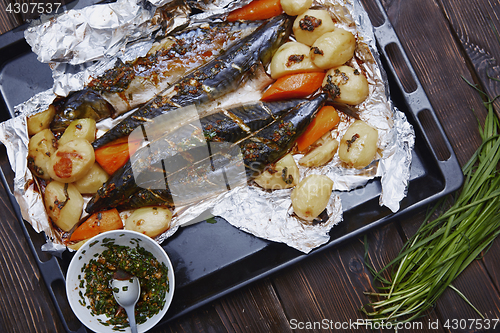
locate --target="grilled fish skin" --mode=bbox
[91,14,293,149]
[85,94,326,213]
[48,20,262,132]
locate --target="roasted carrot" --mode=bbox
[69,209,123,242]
[261,72,325,102]
[227,0,283,21]
[296,105,340,151]
[94,136,141,175]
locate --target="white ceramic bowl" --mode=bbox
[66,230,175,333]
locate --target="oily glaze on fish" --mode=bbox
[91,14,293,149]
[48,20,263,132]
[85,94,326,213]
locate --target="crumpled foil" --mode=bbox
[0,0,415,255]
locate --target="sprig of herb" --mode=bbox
[361,83,500,324]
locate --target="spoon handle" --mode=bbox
[125,306,138,333]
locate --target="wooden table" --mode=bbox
[1,0,499,332]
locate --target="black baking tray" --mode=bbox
[0,1,463,332]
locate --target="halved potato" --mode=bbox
[27,129,57,180]
[125,206,172,238]
[293,10,336,46]
[280,0,312,16]
[310,29,356,69]
[44,181,83,232]
[270,42,321,79]
[291,174,333,221]
[58,118,96,146]
[338,120,378,169]
[322,65,369,105]
[73,163,109,194]
[48,139,95,183]
[299,136,339,167]
[254,153,300,190]
[27,105,55,136]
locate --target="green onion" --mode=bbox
[361,83,500,324]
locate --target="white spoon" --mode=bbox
[111,272,141,333]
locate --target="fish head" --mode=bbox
[257,14,293,67]
[50,89,114,132]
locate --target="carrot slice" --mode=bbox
[69,209,123,242]
[296,105,340,151]
[94,136,141,175]
[227,0,283,21]
[261,72,325,102]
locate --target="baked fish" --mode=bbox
[49,20,264,132]
[91,14,293,149]
[85,94,326,213]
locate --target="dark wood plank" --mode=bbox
[0,0,22,35]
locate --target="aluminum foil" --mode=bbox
[0,0,415,255]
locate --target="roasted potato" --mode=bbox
[299,136,339,167]
[310,29,356,69]
[73,163,109,194]
[44,181,84,232]
[270,42,321,79]
[322,66,370,105]
[293,10,336,46]
[254,153,300,190]
[338,120,378,169]
[27,105,55,136]
[125,206,172,237]
[27,129,57,180]
[48,139,95,183]
[291,174,333,221]
[58,118,96,146]
[280,0,312,16]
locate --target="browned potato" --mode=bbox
[48,139,95,183]
[293,10,336,46]
[73,163,109,194]
[270,42,321,79]
[44,181,84,232]
[322,65,369,105]
[58,118,96,146]
[338,120,378,168]
[27,105,55,136]
[125,206,172,237]
[27,129,57,180]
[254,154,300,190]
[310,29,356,69]
[291,174,333,221]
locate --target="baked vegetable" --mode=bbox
[322,66,370,105]
[94,137,141,176]
[254,153,300,190]
[73,163,110,194]
[227,0,283,21]
[44,181,84,232]
[310,29,356,69]
[280,0,312,16]
[293,10,335,46]
[69,208,123,242]
[48,139,95,183]
[270,42,321,79]
[125,206,172,238]
[299,135,339,167]
[291,174,333,221]
[27,128,58,180]
[58,118,96,146]
[338,120,378,169]
[261,72,325,101]
[27,105,55,136]
[296,105,340,151]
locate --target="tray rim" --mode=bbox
[0,0,464,331]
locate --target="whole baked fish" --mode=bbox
[85,94,326,213]
[91,14,293,149]
[49,20,263,132]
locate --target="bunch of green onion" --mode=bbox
[361,85,500,324]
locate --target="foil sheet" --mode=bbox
[0,0,415,255]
